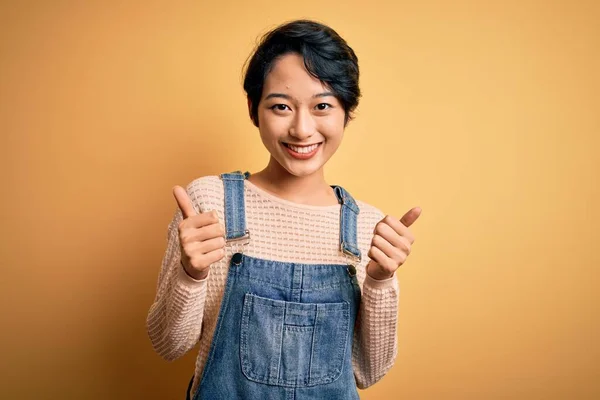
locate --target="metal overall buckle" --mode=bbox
[227,230,250,265]
[341,242,361,277]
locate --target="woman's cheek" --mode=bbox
[261,113,288,133]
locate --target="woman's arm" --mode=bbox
[145,207,208,361]
[352,273,400,388]
[352,205,420,387]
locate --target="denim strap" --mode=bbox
[220,170,250,241]
[331,185,362,262]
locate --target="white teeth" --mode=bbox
[287,143,319,154]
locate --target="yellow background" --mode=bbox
[1,1,598,399]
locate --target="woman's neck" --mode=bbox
[248,159,338,206]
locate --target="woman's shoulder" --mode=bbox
[186,174,222,192]
[355,199,386,227]
[352,199,385,251]
[184,175,225,213]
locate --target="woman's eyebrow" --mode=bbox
[264,93,292,100]
[264,92,335,100]
[313,91,335,98]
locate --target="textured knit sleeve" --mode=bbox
[145,184,209,362]
[352,208,401,389]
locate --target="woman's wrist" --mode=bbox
[181,260,209,281]
[366,263,395,280]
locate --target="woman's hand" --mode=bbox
[366,207,422,280]
[173,186,226,280]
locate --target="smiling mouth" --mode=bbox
[281,142,323,160]
[283,142,322,153]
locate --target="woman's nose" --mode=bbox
[289,108,315,139]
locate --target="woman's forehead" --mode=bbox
[263,54,330,97]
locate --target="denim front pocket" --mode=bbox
[240,293,350,387]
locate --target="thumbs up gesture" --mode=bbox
[366,207,422,280]
[173,186,227,280]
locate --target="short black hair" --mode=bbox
[243,19,360,127]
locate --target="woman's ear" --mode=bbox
[247,97,257,126]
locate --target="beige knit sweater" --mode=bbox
[146,175,400,397]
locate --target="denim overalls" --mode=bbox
[187,171,362,400]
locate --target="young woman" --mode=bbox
[146,19,421,399]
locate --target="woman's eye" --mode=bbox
[316,103,331,111]
[271,104,290,111]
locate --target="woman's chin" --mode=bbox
[284,162,325,178]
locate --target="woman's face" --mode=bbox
[253,53,346,178]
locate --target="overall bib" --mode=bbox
[187,171,362,400]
